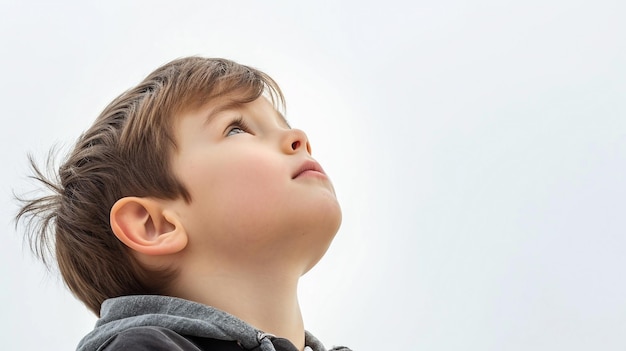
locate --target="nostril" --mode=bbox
[291,141,300,150]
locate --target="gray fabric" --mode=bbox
[76,295,348,351]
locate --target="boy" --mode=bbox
[17,57,349,351]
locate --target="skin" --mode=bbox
[112,95,342,351]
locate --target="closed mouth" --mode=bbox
[292,160,326,179]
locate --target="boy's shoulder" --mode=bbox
[77,295,260,350]
[78,295,350,351]
[99,326,243,351]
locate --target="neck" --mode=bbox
[172,265,305,351]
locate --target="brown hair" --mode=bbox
[15,57,284,316]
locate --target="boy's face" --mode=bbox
[170,96,341,274]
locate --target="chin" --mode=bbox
[300,202,342,276]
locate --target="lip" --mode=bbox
[292,159,327,179]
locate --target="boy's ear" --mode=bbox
[110,197,187,256]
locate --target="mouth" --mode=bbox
[292,159,327,179]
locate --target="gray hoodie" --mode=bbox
[76,295,350,351]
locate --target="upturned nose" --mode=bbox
[283,128,311,155]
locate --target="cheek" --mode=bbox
[216,157,285,209]
[217,146,285,189]
[181,149,290,234]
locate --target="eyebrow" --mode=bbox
[203,101,291,128]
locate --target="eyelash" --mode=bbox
[225,117,251,136]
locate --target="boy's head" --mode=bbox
[17,57,341,315]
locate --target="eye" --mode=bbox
[225,117,251,137]
[226,127,246,136]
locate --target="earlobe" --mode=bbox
[110,197,187,256]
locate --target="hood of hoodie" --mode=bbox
[76,295,331,351]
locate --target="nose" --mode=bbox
[282,128,311,155]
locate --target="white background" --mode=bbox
[1,1,625,350]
